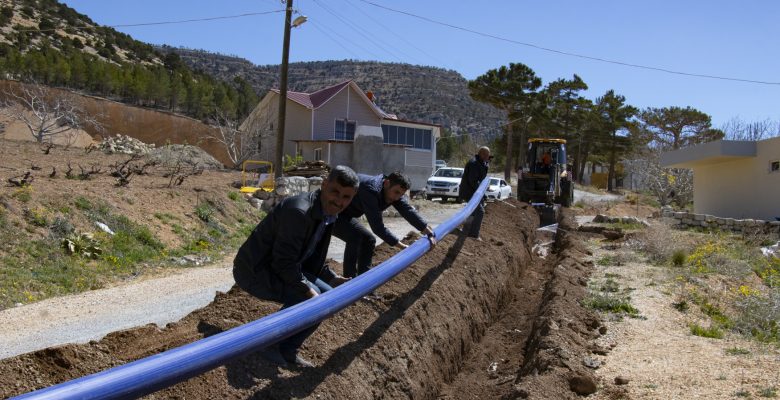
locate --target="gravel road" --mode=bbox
[0,202,462,360]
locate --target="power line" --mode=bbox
[340,0,445,65]
[307,20,362,59]
[19,9,286,33]
[310,0,409,63]
[358,0,780,86]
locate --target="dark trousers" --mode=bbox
[468,200,485,238]
[332,217,376,278]
[278,273,333,358]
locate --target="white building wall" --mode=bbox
[695,136,780,220]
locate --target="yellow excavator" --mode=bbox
[517,138,574,225]
[239,160,275,194]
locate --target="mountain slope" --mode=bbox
[166,48,506,140]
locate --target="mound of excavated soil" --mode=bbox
[0,201,605,399]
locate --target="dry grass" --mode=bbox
[640,220,780,345]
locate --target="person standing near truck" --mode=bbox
[459,146,491,241]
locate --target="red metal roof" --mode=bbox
[271,80,352,110]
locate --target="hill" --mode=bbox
[165,48,507,141]
[0,137,259,309]
[0,0,259,121]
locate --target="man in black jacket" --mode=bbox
[333,172,436,278]
[233,165,359,368]
[459,146,491,240]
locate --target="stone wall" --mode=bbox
[661,207,780,237]
[247,176,322,212]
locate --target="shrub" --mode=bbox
[759,387,778,398]
[62,232,102,259]
[12,186,32,203]
[671,249,687,267]
[228,191,241,201]
[74,196,92,210]
[585,293,640,317]
[672,300,689,312]
[195,204,214,222]
[24,207,48,227]
[49,216,75,238]
[689,323,723,339]
[597,255,612,266]
[734,291,780,343]
[725,347,750,355]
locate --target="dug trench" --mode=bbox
[0,199,604,399]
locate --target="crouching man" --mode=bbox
[232,166,359,368]
[333,171,436,278]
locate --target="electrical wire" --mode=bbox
[358,0,780,86]
[307,19,362,59]
[310,0,408,62]
[340,0,445,65]
[19,9,286,33]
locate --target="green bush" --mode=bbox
[584,293,639,317]
[24,207,48,227]
[228,191,241,201]
[671,249,687,267]
[725,347,750,355]
[596,255,612,266]
[195,204,214,222]
[74,196,92,210]
[690,323,723,339]
[12,186,32,203]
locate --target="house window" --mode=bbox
[314,148,323,161]
[771,160,780,173]
[381,124,432,150]
[335,119,356,141]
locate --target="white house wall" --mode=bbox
[694,136,780,220]
[311,87,381,140]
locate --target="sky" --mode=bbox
[59,0,779,128]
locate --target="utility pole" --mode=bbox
[274,0,294,179]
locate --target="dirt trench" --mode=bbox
[0,200,603,399]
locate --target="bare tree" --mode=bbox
[631,149,693,208]
[721,117,779,141]
[202,110,260,168]
[1,82,101,145]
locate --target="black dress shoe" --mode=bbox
[259,347,288,367]
[283,354,315,368]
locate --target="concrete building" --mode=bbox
[661,137,780,221]
[240,80,440,191]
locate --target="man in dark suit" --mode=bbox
[459,146,491,241]
[232,165,359,368]
[333,171,436,278]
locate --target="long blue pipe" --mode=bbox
[14,179,490,400]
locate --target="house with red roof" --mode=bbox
[239,80,440,190]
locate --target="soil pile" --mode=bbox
[0,200,605,399]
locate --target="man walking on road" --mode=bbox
[232,166,359,368]
[333,171,436,278]
[459,146,491,241]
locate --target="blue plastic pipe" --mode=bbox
[13,178,490,400]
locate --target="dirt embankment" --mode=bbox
[0,201,606,399]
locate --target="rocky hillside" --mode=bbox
[0,0,505,141]
[164,48,506,141]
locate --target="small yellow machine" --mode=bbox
[240,160,275,193]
